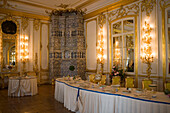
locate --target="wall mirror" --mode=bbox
[111,18,135,73]
[0,16,19,72]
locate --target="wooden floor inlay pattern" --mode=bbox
[0,85,73,113]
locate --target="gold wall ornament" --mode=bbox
[84,0,138,19]
[98,13,106,28]
[46,8,85,16]
[56,3,69,9]
[108,2,139,22]
[140,17,154,79]
[159,0,166,10]
[33,19,40,31]
[141,0,156,16]
[21,17,29,31]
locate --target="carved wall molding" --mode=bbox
[141,0,156,16]
[0,0,17,8]
[108,2,139,22]
[98,13,106,28]
[21,17,29,31]
[33,19,40,31]
[159,0,167,10]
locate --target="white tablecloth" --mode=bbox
[78,89,170,113]
[8,76,38,97]
[55,79,170,113]
[55,81,64,103]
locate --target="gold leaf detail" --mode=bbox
[159,0,166,10]
[141,0,156,16]
[98,13,106,28]
[33,19,40,31]
[21,17,29,31]
[108,2,139,22]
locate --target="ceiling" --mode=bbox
[0,0,120,17]
[11,0,93,9]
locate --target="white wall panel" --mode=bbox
[41,23,48,70]
[33,26,40,69]
[86,20,97,70]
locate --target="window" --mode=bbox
[112,18,135,72]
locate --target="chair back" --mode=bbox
[99,75,106,85]
[142,79,153,90]
[112,76,120,85]
[89,74,95,83]
[165,82,170,91]
[125,77,134,88]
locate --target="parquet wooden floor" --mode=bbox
[0,85,73,113]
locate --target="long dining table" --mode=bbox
[55,78,170,113]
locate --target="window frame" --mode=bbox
[111,17,135,75]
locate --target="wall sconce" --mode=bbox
[20,35,29,75]
[140,17,154,79]
[20,35,29,62]
[97,28,104,74]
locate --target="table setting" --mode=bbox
[55,77,170,113]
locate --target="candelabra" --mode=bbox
[20,35,29,75]
[97,28,104,74]
[140,17,154,79]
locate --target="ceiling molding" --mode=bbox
[84,0,139,19]
[76,0,98,9]
[0,8,50,21]
[10,0,54,10]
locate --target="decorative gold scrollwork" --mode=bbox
[98,13,106,28]
[159,0,166,10]
[108,2,139,22]
[21,17,29,31]
[33,19,40,31]
[141,0,156,16]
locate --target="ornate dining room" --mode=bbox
[0,0,170,113]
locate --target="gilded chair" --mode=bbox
[89,74,95,83]
[99,75,106,85]
[125,77,134,88]
[112,76,121,85]
[142,79,153,90]
[165,81,170,91]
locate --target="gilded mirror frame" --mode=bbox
[0,15,19,72]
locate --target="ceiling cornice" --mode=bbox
[10,0,54,10]
[0,8,50,20]
[84,0,139,19]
